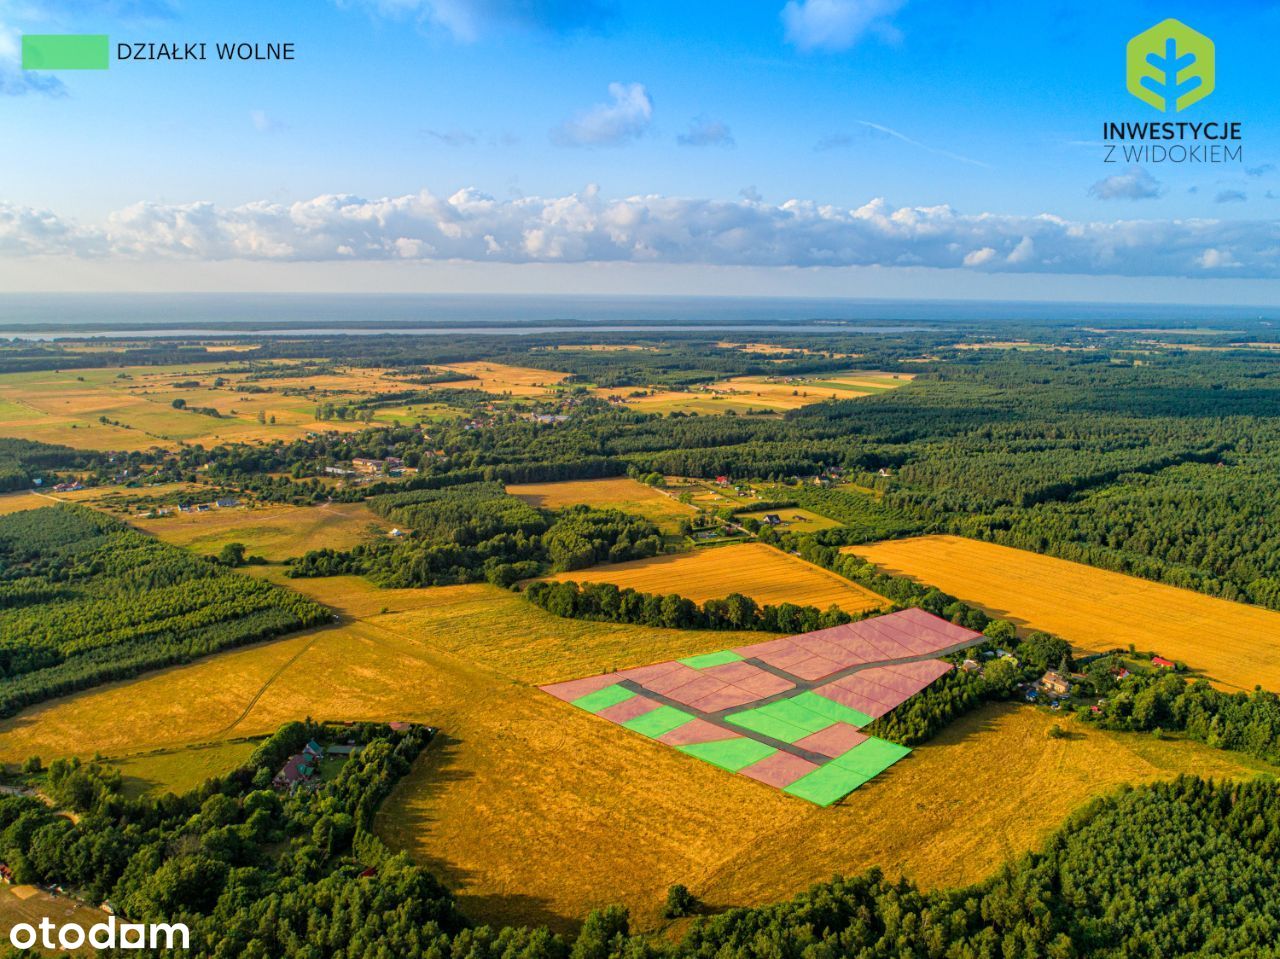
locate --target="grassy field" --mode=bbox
[545,542,887,613]
[0,483,210,517]
[130,501,388,562]
[112,740,260,798]
[0,576,1263,934]
[737,507,842,534]
[848,535,1280,692]
[506,477,697,533]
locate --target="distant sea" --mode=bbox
[0,293,1274,338]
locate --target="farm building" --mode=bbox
[274,753,315,789]
[1152,656,1176,669]
[352,458,385,474]
[1039,670,1072,696]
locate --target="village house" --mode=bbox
[274,741,326,791]
[352,458,385,474]
[1039,669,1072,697]
[761,514,783,526]
[1152,656,1176,669]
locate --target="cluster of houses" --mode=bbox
[137,497,240,519]
[273,739,363,792]
[352,456,411,476]
[326,454,435,482]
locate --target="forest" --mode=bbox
[288,482,664,588]
[523,580,852,634]
[0,506,329,717]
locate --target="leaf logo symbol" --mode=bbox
[1127,19,1215,113]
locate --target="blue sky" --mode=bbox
[2,0,1279,300]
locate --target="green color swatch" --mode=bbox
[679,737,776,772]
[571,684,634,714]
[791,691,874,728]
[724,708,813,743]
[783,763,871,806]
[679,649,744,669]
[22,35,110,70]
[832,737,911,777]
[622,705,694,738]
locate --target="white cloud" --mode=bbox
[3,189,1280,279]
[552,82,652,147]
[1005,235,1035,264]
[1089,166,1162,201]
[677,115,734,148]
[0,19,66,96]
[782,0,907,52]
[1198,248,1241,270]
[963,247,996,267]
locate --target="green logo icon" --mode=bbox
[1127,19,1214,113]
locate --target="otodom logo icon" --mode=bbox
[1127,18,1214,113]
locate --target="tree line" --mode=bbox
[0,506,329,717]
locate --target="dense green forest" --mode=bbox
[1086,668,1280,765]
[3,728,1279,958]
[288,482,664,587]
[523,580,852,634]
[0,439,95,492]
[0,506,329,717]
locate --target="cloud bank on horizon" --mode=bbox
[2,187,1274,279]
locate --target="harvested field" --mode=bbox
[435,361,567,396]
[506,477,697,533]
[546,542,887,614]
[131,501,387,562]
[848,535,1280,692]
[0,491,52,515]
[596,372,911,415]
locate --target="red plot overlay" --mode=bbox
[541,608,984,806]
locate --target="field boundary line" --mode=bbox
[213,627,333,736]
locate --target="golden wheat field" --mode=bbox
[597,372,911,415]
[848,535,1280,692]
[546,542,887,613]
[435,361,568,396]
[0,575,1264,933]
[506,477,697,534]
[130,501,388,562]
